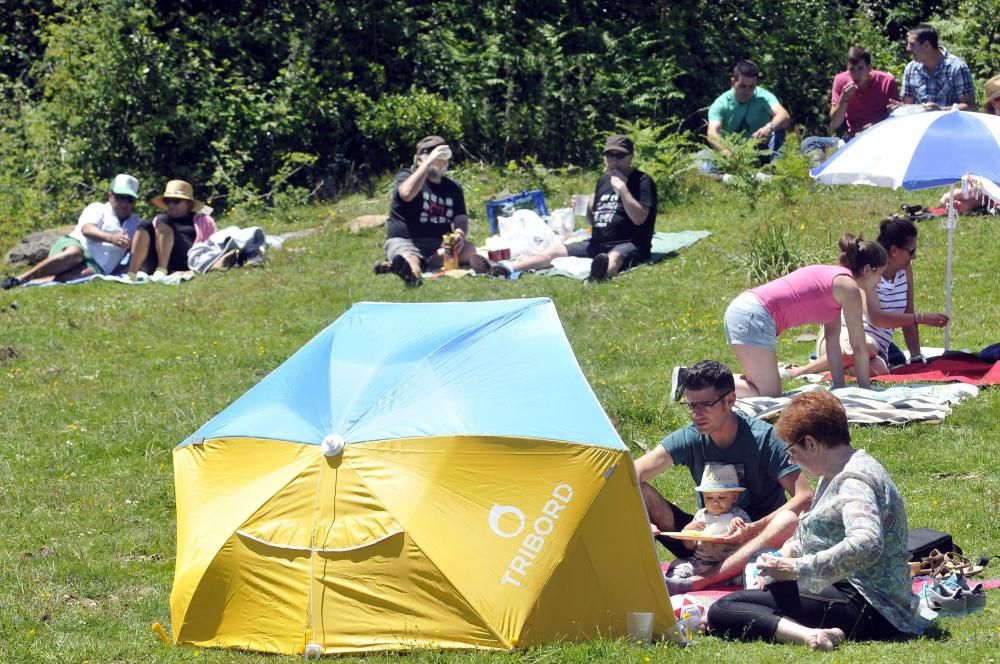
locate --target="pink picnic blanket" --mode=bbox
[665,564,1000,619]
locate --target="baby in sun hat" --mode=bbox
[665,463,752,585]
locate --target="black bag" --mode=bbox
[907,528,962,562]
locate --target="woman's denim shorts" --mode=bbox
[724,292,777,350]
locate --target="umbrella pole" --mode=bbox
[943,193,956,350]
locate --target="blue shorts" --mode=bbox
[724,292,777,350]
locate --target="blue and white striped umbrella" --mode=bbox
[811,108,1000,190]
[810,108,1000,348]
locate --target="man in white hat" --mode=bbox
[634,360,814,592]
[2,174,142,289]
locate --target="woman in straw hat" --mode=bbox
[983,74,1000,115]
[127,180,216,279]
[707,391,928,650]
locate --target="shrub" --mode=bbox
[619,119,697,208]
[353,91,464,173]
[734,220,812,284]
[709,133,773,209]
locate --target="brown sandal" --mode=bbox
[941,551,986,578]
[913,549,946,577]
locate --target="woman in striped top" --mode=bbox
[787,217,948,379]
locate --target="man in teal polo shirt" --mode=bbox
[701,60,791,173]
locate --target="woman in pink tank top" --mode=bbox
[723,234,887,397]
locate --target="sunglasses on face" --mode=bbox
[164,198,186,205]
[113,194,136,204]
[604,151,629,160]
[906,246,917,257]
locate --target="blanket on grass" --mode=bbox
[538,230,711,279]
[666,570,1000,619]
[733,383,978,425]
[23,271,193,287]
[465,230,711,280]
[873,353,1000,386]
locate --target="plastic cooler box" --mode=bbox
[485,190,549,234]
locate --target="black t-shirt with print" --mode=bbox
[590,169,657,257]
[386,169,467,241]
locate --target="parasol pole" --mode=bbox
[942,179,960,350]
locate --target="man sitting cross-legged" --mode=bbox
[634,360,813,593]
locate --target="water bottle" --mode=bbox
[442,233,459,271]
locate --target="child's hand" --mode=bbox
[685,520,707,532]
[728,517,746,534]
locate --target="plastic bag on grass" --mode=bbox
[498,209,559,258]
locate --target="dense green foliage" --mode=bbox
[1,0,999,250]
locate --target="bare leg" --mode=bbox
[154,223,175,272]
[774,619,845,651]
[128,228,152,275]
[457,240,479,264]
[640,482,680,532]
[53,264,95,282]
[605,250,624,278]
[404,253,423,275]
[508,243,570,272]
[16,247,85,283]
[789,340,879,378]
[731,343,781,397]
[685,509,799,590]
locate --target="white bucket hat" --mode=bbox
[695,463,746,493]
[109,173,140,198]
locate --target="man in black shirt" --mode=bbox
[487,134,657,281]
[380,135,487,286]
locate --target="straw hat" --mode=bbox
[151,180,205,212]
[694,463,746,493]
[985,75,1000,103]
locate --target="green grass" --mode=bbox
[2,166,999,663]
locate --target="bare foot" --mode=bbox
[808,627,845,651]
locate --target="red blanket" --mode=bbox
[873,355,1000,386]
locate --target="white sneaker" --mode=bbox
[670,366,689,402]
[942,574,986,612]
[919,582,966,614]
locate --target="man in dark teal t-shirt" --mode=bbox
[634,360,813,592]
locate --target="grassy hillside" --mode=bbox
[2,166,999,663]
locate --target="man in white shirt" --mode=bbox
[2,174,142,289]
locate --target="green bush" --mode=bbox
[353,90,464,172]
[620,119,697,209]
[0,0,962,250]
